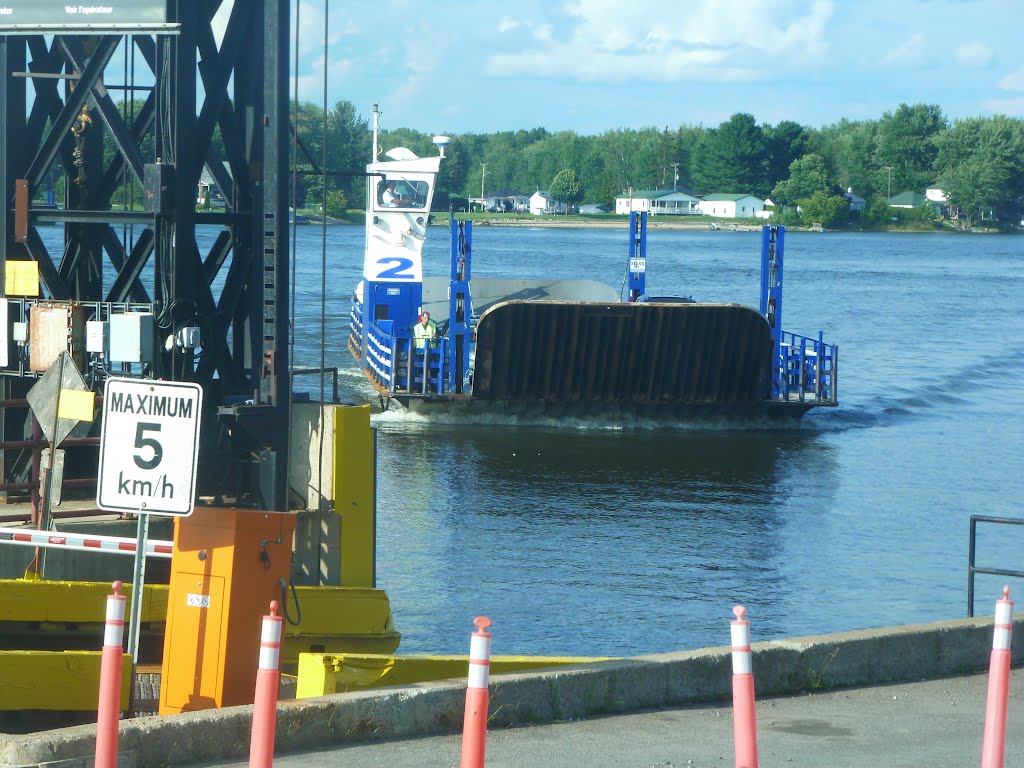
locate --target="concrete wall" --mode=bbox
[2,615,1021,767]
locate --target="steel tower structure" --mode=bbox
[0,1,292,509]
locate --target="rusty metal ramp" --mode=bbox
[471,301,773,405]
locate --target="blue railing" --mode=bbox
[776,330,838,404]
[405,337,449,396]
[349,300,449,397]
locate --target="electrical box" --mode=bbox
[159,507,296,715]
[143,162,174,214]
[86,320,108,354]
[109,312,155,363]
[176,326,201,350]
[28,302,85,372]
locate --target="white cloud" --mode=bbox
[296,1,353,55]
[999,67,1024,91]
[498,17,519,33]
[981,96,1024,116]
[484,0,835,84]
[880,33,924,66]
[954,42,992,68]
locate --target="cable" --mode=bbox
[314,0,330,584]
[278,577,302,626]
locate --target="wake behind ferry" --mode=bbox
[347,133,838,421]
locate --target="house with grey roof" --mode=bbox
[614,189,702,215]
[843,188,866,212]
[697,193,765,218]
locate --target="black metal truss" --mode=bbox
[0,0,291,509]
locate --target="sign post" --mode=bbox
[97,377,203,663]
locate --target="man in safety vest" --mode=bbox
[412,311,437,349]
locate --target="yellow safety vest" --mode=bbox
[413,320,436,349]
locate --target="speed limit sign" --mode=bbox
[97,377,203,516]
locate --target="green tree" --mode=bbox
[434,137,470,211]
[772,154,832,206]
[325,189,348,217]
[934,115,1024,224]
[797,191,849,229]
[593,168,621,206]
[765,120,810,191]
[859,194,893,229]
[873,103,947,196]
[690,113,770,197]
[328,100,372,208]
[549,168,583,213]
[814,118,881,198]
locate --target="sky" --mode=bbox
[285,0,1024,136]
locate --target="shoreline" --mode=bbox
[312,215,1013,235]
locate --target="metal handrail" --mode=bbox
[968,515,1024,617]
[777,330,837,404]
[291,367,339,402]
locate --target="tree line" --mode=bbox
[73,98,1022,229]
[289,102,1023,229]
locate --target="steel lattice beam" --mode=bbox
[0,0,292,509]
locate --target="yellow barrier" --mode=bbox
[0,651,132,710]
[334,404,375,588]
[0,579,401,663]
[296,653,616,698]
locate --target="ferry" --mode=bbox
[347,138,838,421]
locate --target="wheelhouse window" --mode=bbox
[377,178,430,210]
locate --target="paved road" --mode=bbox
[200,668,1022,768]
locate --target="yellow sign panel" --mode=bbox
[4,261,40,296]
[57,388,95,422]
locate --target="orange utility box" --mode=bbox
[158,506,296,715]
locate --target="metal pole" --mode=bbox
[30,352,66,577]
[480,163,487,210]
[968,517,977,618]
[126,508,150,664]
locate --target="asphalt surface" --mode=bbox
[198,668,1022,768]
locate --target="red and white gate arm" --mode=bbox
[0,526,173,557]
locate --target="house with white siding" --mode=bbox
[529,191,565,215]
[508,194,531,212]
[614,189,702,215]
[529,191,551,215]
[697,193,764,218]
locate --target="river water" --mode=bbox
[282,223,1024,657]
[46,222,1024,657]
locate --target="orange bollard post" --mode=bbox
[982,586,1014,768]
[249,601,284,768]
[731,605,758,768]
[460,616,493,768]
[95,581,126,768]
